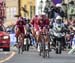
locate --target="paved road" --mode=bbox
[1,46,74,63]
[0,49,11,59]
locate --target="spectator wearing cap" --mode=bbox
[50,3,65,19]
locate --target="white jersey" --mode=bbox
[53,22,65,31]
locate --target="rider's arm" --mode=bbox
[29,19,34,29]
[2,25,6,32]
[62,24,69,33]
[14,25,19,33]
[30,19,34,25]
[23,25,26,34]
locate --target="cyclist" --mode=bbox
[38,13,50,51]
[50,16,66,49]
[50,3,65,24]
[30,15,40,48]
[15,16,26,44]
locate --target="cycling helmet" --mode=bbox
[56,3,62,8]
[18,17,23,21]
[56,16,62,20]
[55,16,62,23]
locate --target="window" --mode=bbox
[33,6,35,16]
[6,8,10,19]
[10,8,13,18]
[11,7,17,19]
[30,5,32,18]
[6,7,17,19]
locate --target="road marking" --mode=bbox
[0,51,16,63]
[0,52,11,55]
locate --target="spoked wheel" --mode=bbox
[40,34,50,58]
[39,43,42,56]
[42,42,46,58]
[17,33,24,54]
[26,38,30,51]
[44,43,50,58]
[56,41,61,54]
[46,43,50,58]
[18,42,23,54]
[24,38,30,51]
[18,45,22,54]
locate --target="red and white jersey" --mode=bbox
[31,16,40,31]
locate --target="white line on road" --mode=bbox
[0,52,11,55]
[0,51,16,63]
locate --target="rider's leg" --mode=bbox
[52,37,56,47]
[14,36,18,46]
[62,36,66,49]
[31,28,36,38]
[45,36,50,50]
[15,28,20,44]
[31,28,37,46]
[36,31,41,51]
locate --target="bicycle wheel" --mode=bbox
[18,33,24,54]
[43,41,45,58]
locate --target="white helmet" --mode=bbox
[55,16,62,23]
[41,12,46,15]
[56,16,62,20]
[56,3,62,8]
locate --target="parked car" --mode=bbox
[0,26,10,51]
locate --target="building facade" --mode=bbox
[35,0,53,15]
[35,0,46,15]
[5,0,19,27]
[63,0,75,19]
[4,0,36,27]
[20,0,35,19]
[0,0,5,20]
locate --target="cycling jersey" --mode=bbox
[31,16,40,31]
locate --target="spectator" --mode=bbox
[68,35,75,54]
[50,3,65,19]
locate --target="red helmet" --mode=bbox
[18,17,23,21]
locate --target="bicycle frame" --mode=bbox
[40,33,50,58]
